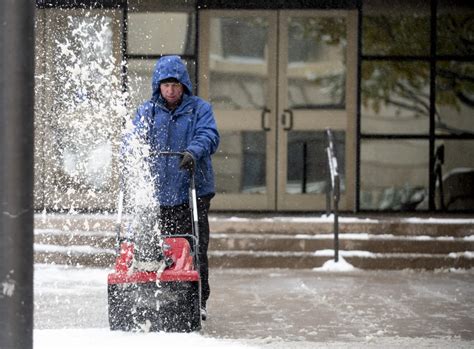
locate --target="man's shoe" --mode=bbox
[200,307,207,321]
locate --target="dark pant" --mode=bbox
[159,196,211,307]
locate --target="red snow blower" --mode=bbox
[107,152,201,332]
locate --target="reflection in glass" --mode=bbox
[127,11,195,55]
[434,140,474,210]
[361,61,430,134]
[127,59,156,108]
[362,0,430,56]
[437,1,474,56]
[360,140,428,210]
[287,16,346,109]
[286,131,345,194]
[209,17,268,110]
[436,61,474,135]
[214,131,266,194]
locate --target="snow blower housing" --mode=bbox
[107,152,202,332]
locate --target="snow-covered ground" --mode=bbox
[34,263,474,349]
[35,329,260,349]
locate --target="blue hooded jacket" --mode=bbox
[131,55,219,206]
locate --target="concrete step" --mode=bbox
[210,233,474,254]
[35,229,115,249]
[34,229,474,258]
[35,213,474,237]
[34,248,474,270]
[34,229,474,255]
[208,251,474,269]
[34,213,474,270]
[34,249,115,268]
[209,216,474,237]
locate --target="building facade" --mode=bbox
[34,0,474,213]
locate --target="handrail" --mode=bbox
[325,128,340,262]
[434,144,445,210]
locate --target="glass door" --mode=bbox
[276,10,357,211]
[199,10,357,211]
[199,11,278,210]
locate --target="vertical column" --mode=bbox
[0,0,35,348]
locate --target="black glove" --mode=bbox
[179,152,195,172]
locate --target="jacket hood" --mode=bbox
[151,55,193,101]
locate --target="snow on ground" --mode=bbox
[34,264,254,349]
[313,256,358,272]
[33,328,474,349]
[34,329,259,349]
[34,264,474,349]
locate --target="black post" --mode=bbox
[334,177,340,263]
[326,129,340,262]
[0,1,35,348]
[325,133,331,216]
[325,174,331,215]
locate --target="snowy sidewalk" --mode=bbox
[34,264,474,348]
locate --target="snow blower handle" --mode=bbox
[115,190,124,253]
[157,151,200,242]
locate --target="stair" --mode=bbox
[34,213,474,270]
[207,215,474,269]
[34,213,117,268]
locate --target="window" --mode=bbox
[126,0,197,107]
[359,0,474,211]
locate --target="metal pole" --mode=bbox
[334,178,340,263]
[302,142,307,194]
[0,0,35,348]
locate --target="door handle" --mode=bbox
[261,108,271,131]
[281,109,293,131]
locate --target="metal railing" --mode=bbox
[434,144,445,211]
[325,128,340,262]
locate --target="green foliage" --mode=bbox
[363,15,430,56]
[437,14,474,56]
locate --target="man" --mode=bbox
[129,55,219,320]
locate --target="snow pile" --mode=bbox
[448,251,474,259]
[402,217,474,224]
[313,249,375,258]
[313,256,358,272]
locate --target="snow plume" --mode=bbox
[122,121,158,211]
[52,14,127,122]
[35,11,128,211]
[35,11,162,263]
[121,118,162,261]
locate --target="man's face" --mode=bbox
[160,81,184,108]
